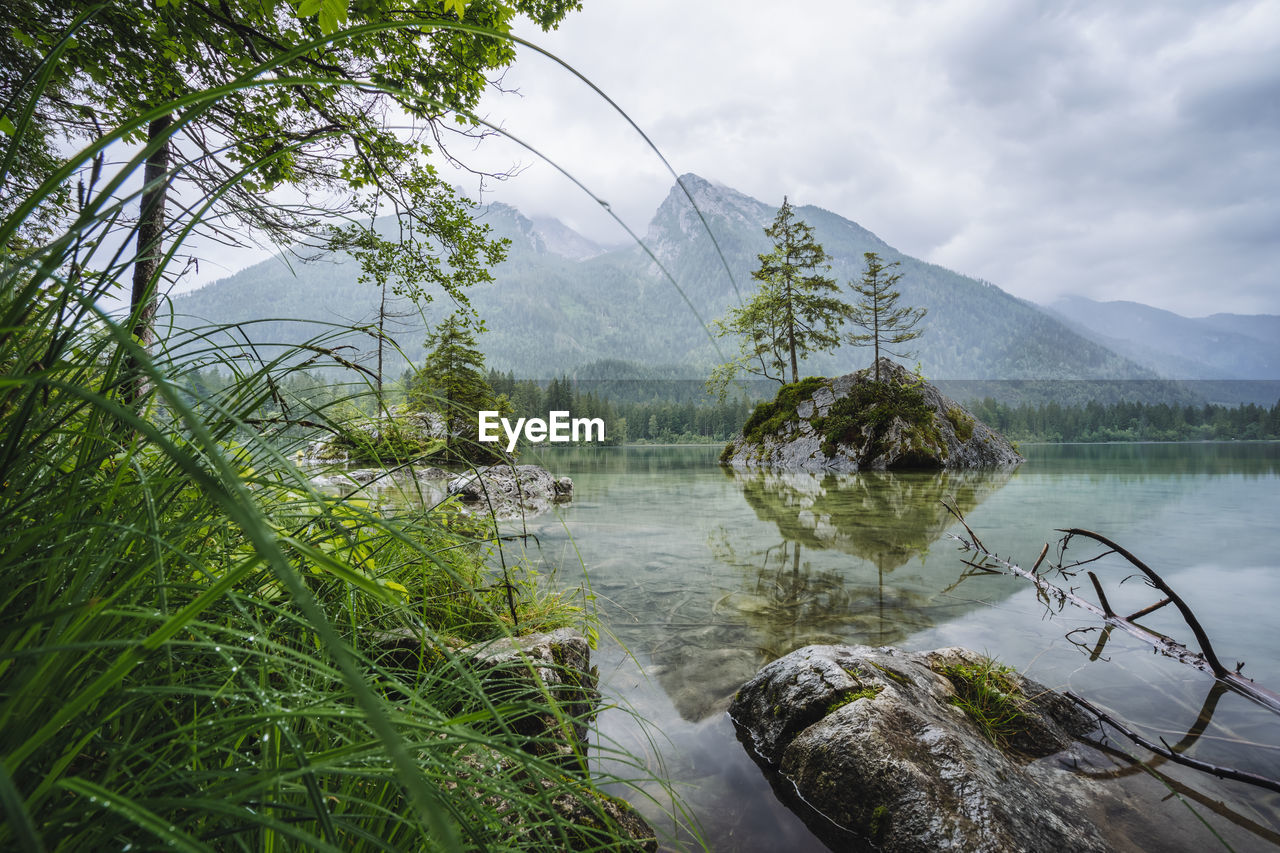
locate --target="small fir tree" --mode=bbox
[409,313,496,453]
[847,252,927,382]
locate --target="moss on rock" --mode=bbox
[719,358,1021,471]
[945,406,975,442]
[741,376,828,446]
[827,684,884,714]
[814,378,942,460]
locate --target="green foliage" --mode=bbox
[740,376,828,445]
[409,313,504,463]
[0,288,638,849]
[967,396,1280,443]
[0,65,674,853]
[847,252,927,381]
[486,368,757,447]
[328,167,510,394]
[814,378,941,460]
[709,198,850,397]
[412,314,495,414]
[287,366,1280,450]
[936,658,1034,751]
[0,0,577,347]
[324,404,446,462]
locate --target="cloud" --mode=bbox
[463,0,1280,316]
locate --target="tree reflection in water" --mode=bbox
[641,467,1016,721]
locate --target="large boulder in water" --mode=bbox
[730,645,1115,852]
[720,358,1021,471]
[448,464,573,519]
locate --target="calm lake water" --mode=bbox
[509,442,1280,852]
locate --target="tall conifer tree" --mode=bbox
[410,314,495,454]
[708,198,849,396]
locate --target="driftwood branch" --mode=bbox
[1086,571,1113,618]
[1126,597,1172,622]
[940,499,1280,715]
[1060,528,1228,677]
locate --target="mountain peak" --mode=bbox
[671,173,771,216]
[646,174,773,253]
[477,202,602,261]
[530,215,605,261]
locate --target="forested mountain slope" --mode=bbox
[171,175,1155,382]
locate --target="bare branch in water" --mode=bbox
[939,499,1280,715]
[1059,527,1227,678]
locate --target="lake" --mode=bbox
[510,442,1280,852]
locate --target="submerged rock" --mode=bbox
[448,464,573,519]
[730,645,1114,852]
[720,358,1021,471]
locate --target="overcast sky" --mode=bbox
[448,0,1280,318]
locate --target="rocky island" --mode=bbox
[720,358,1021,471]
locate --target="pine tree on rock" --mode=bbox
[847,252,927,383]
[410,314,496,455]
[708,197,849,397]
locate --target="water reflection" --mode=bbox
[510,445,1280,851]
[629,467,1017,722]
[729,467,1015,570]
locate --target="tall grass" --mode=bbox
[0,34,672,853]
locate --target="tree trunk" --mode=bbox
[376,277,387,405]
[125,114,173,406]
[786,283,798,384]
[873,287,882,382]
[789,327,798,385]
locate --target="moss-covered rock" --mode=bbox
[305,407,507,466]
[740,376,828,445]
[720,358,1021,471]
[446,629,656,851]
[729,645,1109,853]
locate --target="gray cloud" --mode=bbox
[459,0,1280,316]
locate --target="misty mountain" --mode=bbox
[1047,296,1280,380]
[170,174,1158,384]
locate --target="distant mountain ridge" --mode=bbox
[1047,296,1280,380]
[168,174,1271,386]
